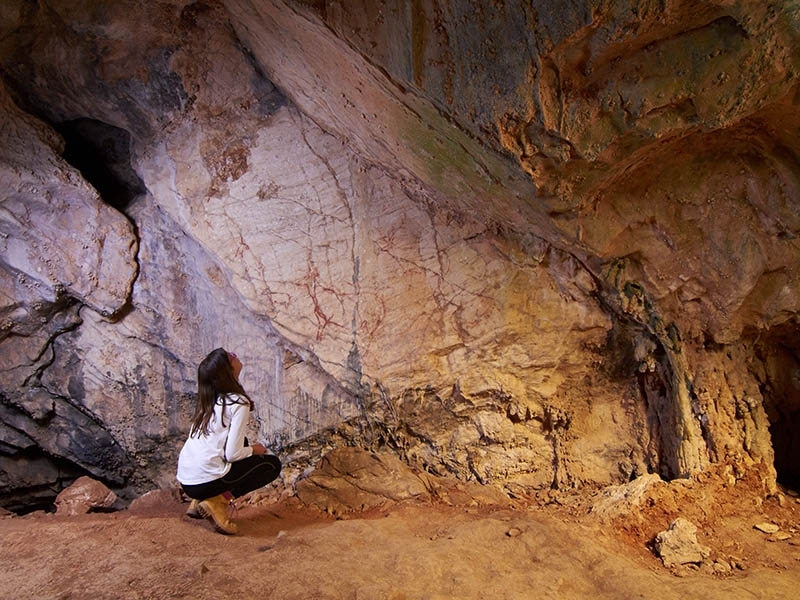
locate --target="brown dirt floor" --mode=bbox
[1,477,798,600]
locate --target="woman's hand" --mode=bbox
[252,443,267,456]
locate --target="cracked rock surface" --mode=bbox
[0,0,798,511]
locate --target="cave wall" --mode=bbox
[0,0,798,507]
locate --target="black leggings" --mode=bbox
[181,454,282,500]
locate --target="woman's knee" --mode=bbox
[260,455,282,481]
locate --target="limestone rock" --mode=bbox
[753,522,780,534]
[0,83,138,318]
[590,474,665,522]
[295,447,431,516]
[127,489,184,515]
[0,0,797,509]
[55,476,118,516]
[653,517,712,568]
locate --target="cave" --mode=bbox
[1,0,799,595]
[0,0,793,510]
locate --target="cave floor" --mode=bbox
[0,485,797,600]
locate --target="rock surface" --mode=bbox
[1,476,799,599]
[654,517,712,568]
[0,0,798,508]
[295,446,431,515]
[54,475,118,516]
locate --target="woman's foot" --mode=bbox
[186,499,202,519]
[197,494,238,535]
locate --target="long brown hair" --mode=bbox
[189,347,252,437]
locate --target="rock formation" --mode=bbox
[0,0,798,510]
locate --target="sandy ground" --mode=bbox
[1,478,798,600]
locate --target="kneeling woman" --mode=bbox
[177,348,281,534]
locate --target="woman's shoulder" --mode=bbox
[217,392,249,405]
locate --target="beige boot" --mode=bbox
[198,494,238,535]
[186,499,202,519]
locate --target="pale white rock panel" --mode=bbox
[0,84,137,317]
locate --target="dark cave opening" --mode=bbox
[0,447,87,515]
[54,118,146,212]
[755,323,800,490]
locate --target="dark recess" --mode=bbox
[55,118,146,211]
[754,323,800,491]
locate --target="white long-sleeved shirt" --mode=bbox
[176,393,254,485]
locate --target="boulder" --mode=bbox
[55,476,117,516]
[590,474,665,522]
[295,447,431,516]
[127,488,184,516]
[653,517,711,568]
